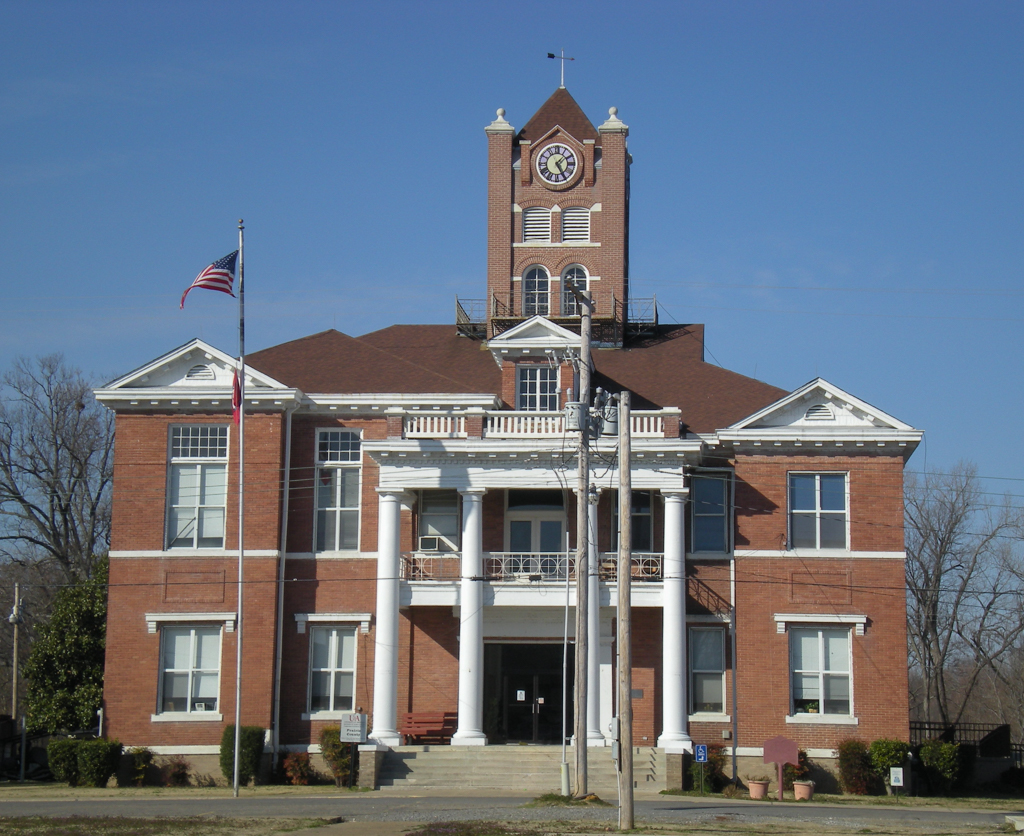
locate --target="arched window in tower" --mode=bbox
[522,207,551,242]
[523,266,550,316]
[561,207,590,242]
[561,265,589,316]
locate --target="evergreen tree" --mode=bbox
[23,559,107,732]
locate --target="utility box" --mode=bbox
[564,402,585,431]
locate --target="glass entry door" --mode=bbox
[485,643,571,744]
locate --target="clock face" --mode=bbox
[536,143,579,186]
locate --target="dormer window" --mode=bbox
[522,208,551,242]
[518,366,559,412]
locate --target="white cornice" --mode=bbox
[95,387,302,411]
[308,394,500,412]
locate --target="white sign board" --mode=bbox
[340,713,367,743]
[890,767,904,787]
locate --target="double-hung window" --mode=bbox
[159,624,221,714]
[517,366,559,411]
[309,625,357,713]
[167,426,228,549]
[690,628,726,714]
[315,430,361,552]
[690,474,730,553]
[790,626,851,715]
[419,490,460,551]
[611,490,654,551]
[789,473,847,549]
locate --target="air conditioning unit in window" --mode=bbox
[418,536,441,552]
[193,702,213,712]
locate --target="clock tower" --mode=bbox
[483,88,631,345]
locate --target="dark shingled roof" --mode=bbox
[247,324,787,433]
[517,87,600,145]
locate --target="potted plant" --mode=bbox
[793,779,815,800]
[747,776,770,799]
[802,701,819,714]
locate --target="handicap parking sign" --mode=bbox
[695,744,708,763]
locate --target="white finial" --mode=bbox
[497,108,506,119]
[609,107,617,118]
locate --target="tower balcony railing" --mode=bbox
[400,551,664,582]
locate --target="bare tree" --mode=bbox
[905,462,1024,726]
[0,355,113,583]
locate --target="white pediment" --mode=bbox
[487,316,581,365]
[95,339,298,410]
[729,378,916,432]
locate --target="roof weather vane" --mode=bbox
[547,50,575,88]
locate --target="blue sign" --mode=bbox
[695,744,708,763]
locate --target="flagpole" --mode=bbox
[233,219,245,798]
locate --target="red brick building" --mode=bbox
[96,87,921,784]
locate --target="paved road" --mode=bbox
[0,791,1016,831]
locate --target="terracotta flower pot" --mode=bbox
[793,780,815,801]
[748,779,770,799]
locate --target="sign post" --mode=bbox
[695,744,708,797]
[890,767,904,802]
[340,714,367,788]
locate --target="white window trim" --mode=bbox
[294,612,372,634]
[783,619,858,724]
[146,612,236,634]
[517,365,559,412]
[787,471,850,550]
[773,613,867,636]
[689,625,727,716]
[315,429,362,554]
[302,622,360,719]
[151,618,227,722]
[166,425,230,551]
[689,470,733,555]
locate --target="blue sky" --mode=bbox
[1,1,1021,486]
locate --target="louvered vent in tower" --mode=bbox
[522,207,551,242]
[185,364,216,381]
[804,403,834,421]
[562,207,590,241]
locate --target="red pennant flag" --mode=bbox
[232,369,241,425]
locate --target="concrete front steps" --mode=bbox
[377,745,665,794]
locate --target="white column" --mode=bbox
[658,489,692,752]
[370,489,404,747]
[453,489,488,745]
[587,492,605,744]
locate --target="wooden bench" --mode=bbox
[399,711,458,744]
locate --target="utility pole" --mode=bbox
[616,391,634,829]
[573,290,592,797]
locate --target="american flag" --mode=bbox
[180,250,238,309]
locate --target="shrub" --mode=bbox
[220,725,266,786]
[48,738,80,786]
[128,747,153,787]
[783,749,810,790]
[869,738,910,792]
[919,738,959,795]
[999,765,1024,795]
[283,751,314,785]
[319,725,352,787]
[164,754,190,787]
[77,738,122,787]
[837,739,874,795]
[687,745,727,792]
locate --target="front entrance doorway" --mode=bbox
[484,643,573,743]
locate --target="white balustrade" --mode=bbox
[485,413,564,437]
[404,414,467,438]
[630,413,664,437]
